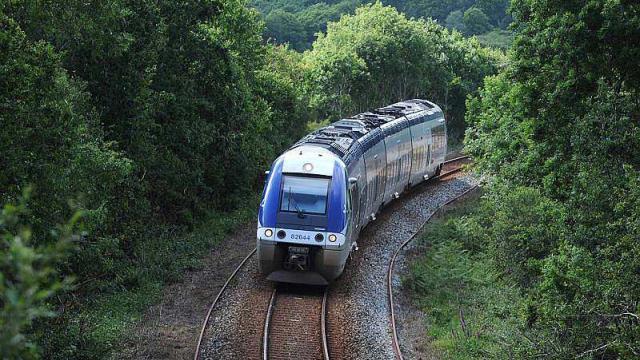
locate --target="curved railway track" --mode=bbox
[387,156,476,360]
[194,249,257,360]
[194,155,471,360]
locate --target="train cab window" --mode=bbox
[280,175,330,215]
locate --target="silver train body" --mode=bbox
[257,99,447,285]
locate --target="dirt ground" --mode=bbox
[118,225,257,360]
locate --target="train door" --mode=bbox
[345,181,354,246]
[426,127,433,172]
[358,171,368,229]
[397,127,412,191]
[432,116,447,166]
[348,156,366,233]
[363,140,386,220]
[409,119,429,185]
[382,125,401,204]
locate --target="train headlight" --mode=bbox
[328,234,337,242]
[264,229,273,237]
[303,163,314,172]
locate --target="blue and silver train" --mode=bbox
[257,99,447,285]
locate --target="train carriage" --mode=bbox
[257,99,447,285]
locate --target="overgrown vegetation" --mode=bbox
[410,0,640,358]
[408,191,528,358]
[465,0,640,355]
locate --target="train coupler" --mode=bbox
[283,246,310,271]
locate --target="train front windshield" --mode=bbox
[280,175,330,215]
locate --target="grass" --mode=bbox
[405,192,528,359]
[38,194,259,359]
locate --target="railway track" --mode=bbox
[194,155,471,360]
[387,156,476,360]
[262,285,330,360]
[193,249,256,360]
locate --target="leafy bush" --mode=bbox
[0,191,78,359]
[463,7,492,35]
[410,181,640,358]
[407,193,529,359]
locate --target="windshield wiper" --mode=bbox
[288,187,306,219]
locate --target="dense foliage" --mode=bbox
[304,3,501,139]
[409,192,529,358]
[0,10,132,242]
[252,0,512,50]
[1,0,308,356]
[462,0,640,357]
[1,0,500,356]
[10,0,636,357]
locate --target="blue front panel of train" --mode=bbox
[259,158,284,228]
[327,162,346,233]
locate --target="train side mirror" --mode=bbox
[348,177,358,185]
[265,170,270,176]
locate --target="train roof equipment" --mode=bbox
[292,99,442,165]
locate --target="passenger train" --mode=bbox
[257,99,447,285]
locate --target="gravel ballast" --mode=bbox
[198,173,479,359]
[326,174,479,359]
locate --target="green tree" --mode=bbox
[463,7,492,35]
[252,0,512,51]
[4,0,309,219]
[476,0,510,26]
[0,9,132,240]
[465,0,640,356]
[305,2,500,138]
[445,10,466,32]
[264,10,307,50]
[386,0,475,22]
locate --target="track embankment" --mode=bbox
[324,165,478,359]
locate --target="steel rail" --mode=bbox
[321,287,330,360]
[194,155,471,360]
[262,288,277,360]
[262,286,330,360]
[194,247,257,360]
[388,158,476,360]
[439,156,470,178]
[444,155,470,164]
